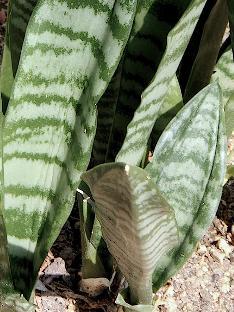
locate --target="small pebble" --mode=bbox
[217,238,233,258]
[79,278,110,297]
[209,247,225,264]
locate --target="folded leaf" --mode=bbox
[116,0,207,165]
[82,163,178,305]
[77,191,106,278]
[3,0,137,298]
[146,82,226,289]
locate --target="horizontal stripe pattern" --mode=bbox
[0,113,14,297]
[145,83,226,290]
[0,0,38,114]
[82,163,178,304]
[116,0,206,165]
[3,0,137,297]
[92,0,192,164]
[212,48,234,105]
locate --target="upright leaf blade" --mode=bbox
[212,47,234,181]
[0,93,14,297]
[3,0,137,298]
[116,0,207,165]
[1,91,33,312]
[0,0,38,114]
[150,75,183,148]
[146,82,226,289]
[183,0,228,102]
[92,0,192,164]
[82,163,178,305]
[212,47,234,106]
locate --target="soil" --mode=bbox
[0,2,233,311]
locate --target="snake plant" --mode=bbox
[0,0,233,311]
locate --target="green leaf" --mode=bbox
[146,82,226,290]
[212,47,234,182]
[0,0,38,114]
[225,95,234,139]
[82,163,178,305]
[0,99,14,296]
[77,191,106,278]
[93,0,192,164]
[150,75,183,147]
[91,62,123,166]
[1,294,35,312]
[212,47,234,106]
[116,292,154,312]
[116,0,207,166]
[183,0,228,102]
[3,0,137,298]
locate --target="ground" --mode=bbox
[0,2,233,311]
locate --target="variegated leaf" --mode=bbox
[3,0,137,298]
[0,99,14,295]
[116,0,207,165]
[93,0,192,164]
[150,75,182,148]
[0,106,33,312]
[212,47,234,181]
[145,82,226,289]
[212,47,234,106]
[0,0,38,114]
[82,163,178,305]
[225,95,234,139]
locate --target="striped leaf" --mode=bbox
[3,0,137,298]
[1,104,33,312]
[92,0,192,164]
[212,47,234,181]
[116,0,207,166]
[0,92,14,296]
[227,0,234,56]
[212,47,234,106]
[224,95,234,182]
[145,82,226,290]
[82,163,178,305]
[150,75,183,148]
[212,47,234,138]
[0,0,38,114]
